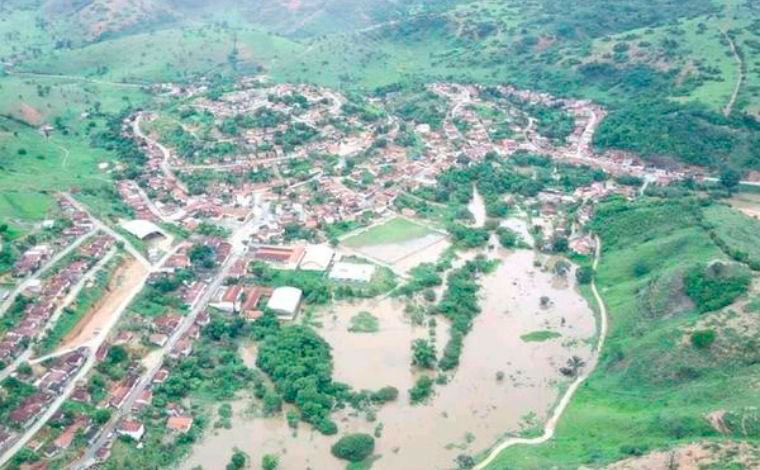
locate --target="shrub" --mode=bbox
[331,433,375,462]
[691,329,716,349]
[409,376,434,404]
[683,263,751,313]
[371,386,399,403]
[576,266,593,284]
[262,454,279,470]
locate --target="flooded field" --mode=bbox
[182,248,596,470]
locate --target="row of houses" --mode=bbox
[0,235,114,365]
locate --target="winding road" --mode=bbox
[473,235,608,470]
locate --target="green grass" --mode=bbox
[704,204,760,266]
[483,198,759,469]
[520,330,561,342]
[343,218,435,248]
[22,23,301,84]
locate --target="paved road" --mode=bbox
[61,194,151,270]
[473,236,608,470]
[0,229,96,319]
[0,347,95,468]
[71,218,256,469]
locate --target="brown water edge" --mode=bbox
[181,248,595,470]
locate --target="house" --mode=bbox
[210,285,243,312]
[148,333,168,347]
[165,402,184,417]
[183,281,207,309]
[240,286,272,317]
[166,415,194,433]
[164,253,191,271]
[117,418,145,441]
[169,339,192,360]
[329,262,376,283]
[153,313,182,335]
[252,245,305,269]
[71,387,91,404]
[153,368,169,384]
[53,416,91,450]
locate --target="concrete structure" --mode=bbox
[329,262,376,283]
[120,220,165,241]
[266,287,302,318]
[299,245,335,272]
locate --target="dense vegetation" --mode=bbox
[436,255,497,371]
[330,433,375,462]
[255,322,341,434]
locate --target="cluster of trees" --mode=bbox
[447,223,490,249]
[330,433,375,462]
[411,339,437,369]
[435,256,497,370]
[189,243,217,270]
[683,262,751,313]
[392,90,449,129]
[409,375,434,404]
[255,323,340,434]
[396,262,443,297]
[273,123,319,152]
[91,109,147,179]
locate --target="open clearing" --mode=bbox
[59,256,148,351]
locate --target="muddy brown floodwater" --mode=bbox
[181,248,595,470]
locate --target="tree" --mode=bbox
[720,167,741,190]
[371,386,399,404]
[331,433,375,462]
[227,451,246,470]
[560,355,586,377]
[691,329,716,349]
[94,408,112,425]
[262,454,279,470]
[552,236,569,253]
[411,339,437,369]
[575,266,593,285]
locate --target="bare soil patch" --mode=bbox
[60,257,148,350]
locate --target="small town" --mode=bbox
[0,76,756,470]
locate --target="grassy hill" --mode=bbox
[0,0,758,217]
